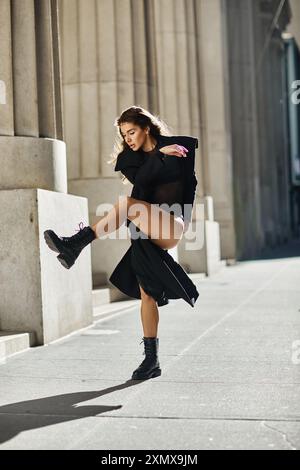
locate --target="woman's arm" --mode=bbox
[115,144,188,186]
[119,150,167,188]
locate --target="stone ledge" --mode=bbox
[0,331,34,361]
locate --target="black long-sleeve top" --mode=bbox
[114,134,198,226]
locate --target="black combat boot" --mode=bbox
[131,337,161,380]
[43,222,96,269]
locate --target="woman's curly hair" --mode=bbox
[107,106,173,184]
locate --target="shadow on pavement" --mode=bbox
[0,379,146,445]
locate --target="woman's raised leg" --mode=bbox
[126,197,184,250]
[92,195,184,250]
[91,195,130,238]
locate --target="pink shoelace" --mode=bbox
[75,221,85,233]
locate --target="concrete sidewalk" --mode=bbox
[0,241,300,450]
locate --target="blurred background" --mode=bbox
[0,0,300,343]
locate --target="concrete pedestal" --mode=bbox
[178,196,222,276]
[0,188,93,345]
[69,177,131,287]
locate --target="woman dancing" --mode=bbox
[44,106,199,381]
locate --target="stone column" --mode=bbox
[225,0,291,257]
[152,0,223,274]
[194,0,236,261]
[59,0,158,291]
[253,0,291,250]
[287,0,300,48]
[226,0,264,258]
[0,0,93,345]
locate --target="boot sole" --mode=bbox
[57,253,74,269]
[44,230,60,253]
[44,230,75,269]
[131,367,161,380]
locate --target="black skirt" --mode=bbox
[109,220,199,307]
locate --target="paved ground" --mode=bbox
[0,239,300,450]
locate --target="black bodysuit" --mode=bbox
[137,143,184,219]
[115,140,192,227]
[115,134,198,226]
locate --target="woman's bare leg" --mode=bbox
[91,195,129,238]
[139,285,159,337]
[91,195,184,250]
[126,197,185,250]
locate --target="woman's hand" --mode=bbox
[159,144,189,158]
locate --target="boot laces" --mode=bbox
[139,337,158,356]
[140,338,145,355]
[75,221,85,233]
[60,222,87,242]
